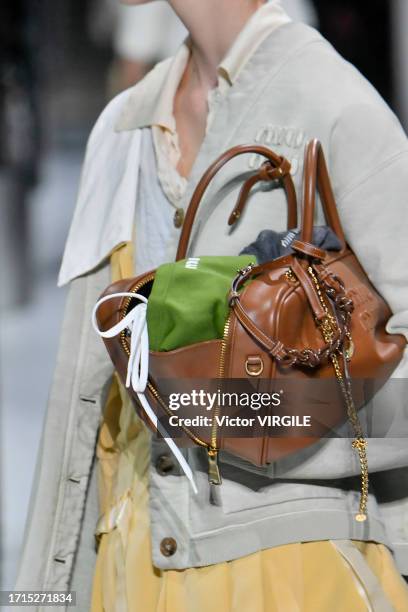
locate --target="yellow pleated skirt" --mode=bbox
[90,244,408,612]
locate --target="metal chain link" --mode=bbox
[307,266,369,522]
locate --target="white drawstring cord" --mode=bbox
[91,292,198,494]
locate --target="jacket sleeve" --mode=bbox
[329,102,408,412]
[329,103,408,322]
[329,100,408,576]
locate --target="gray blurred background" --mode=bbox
[0,0,407,591]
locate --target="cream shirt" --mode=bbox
[131,1,291,273]
[140,1,291,209]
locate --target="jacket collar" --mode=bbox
[114,1,291,134]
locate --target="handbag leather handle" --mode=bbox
[176,144,298,261]
[301,139,346,248]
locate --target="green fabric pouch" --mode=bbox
[146,255,255,352]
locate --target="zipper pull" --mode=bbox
[208,449,222,485]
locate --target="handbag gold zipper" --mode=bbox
[146,381,209,448]
[120,273,155,356]
[207,314,232,485]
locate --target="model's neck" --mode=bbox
[170,0,266,89]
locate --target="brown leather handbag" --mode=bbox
[94,140,405,521]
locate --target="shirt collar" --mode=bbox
[114,1,290,133]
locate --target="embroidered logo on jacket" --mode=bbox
[249,125,306,176]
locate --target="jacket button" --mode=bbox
[160,537,177,557]
[156,454,174,476]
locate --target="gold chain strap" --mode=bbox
[307,266,368,522]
